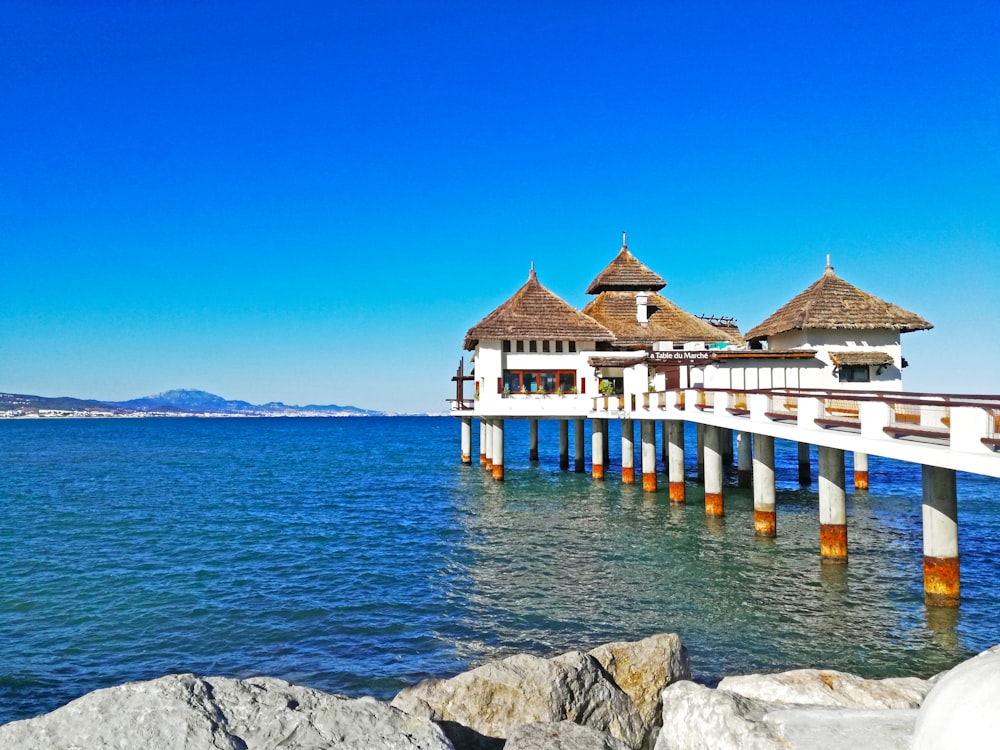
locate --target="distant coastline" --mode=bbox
[0,388,431,419]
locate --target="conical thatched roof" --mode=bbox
[582,291,739,347]
[464,268,615,350]
[746,263,933,341]
[585,235,666,294]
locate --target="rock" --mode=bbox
[655,681,918,750]
[505,721,633,750]
[718,668,930,709]
[392,651,645,748]
[766,707,918,750]
[588,633,691,730]
[654,680,784,750]
[912,646,1000,749]
[0,673,453,750]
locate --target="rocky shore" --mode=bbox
[1,633,996,749]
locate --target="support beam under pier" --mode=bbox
[479,420,487,467]
[704,425,724,516]
[461,417,472,465]
[798,442,812,485]
[753,433,776,536]
[668,420,685,503]
[737,431,752,487]
[641,420,657,492]
[854,452,869,490]
[491,419,504,481]
[592,418,605,481]
[574,419,585,473]
[818,446,847,563]
[622,419,635,484]
[922,465,960,607]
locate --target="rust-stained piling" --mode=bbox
[818,445,847,562]
[753,433,776,537]
[922,465,960,606]
[490,419,504,481]
[641,419,657,492]
[592,418,605,480]
[622,419,635,484]
[854,452,869,490]
[668,420,685,502]
[704,425,724,515]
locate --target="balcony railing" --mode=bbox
[766,394,798,421]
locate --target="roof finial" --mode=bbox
[529,261,536,280]
[622,230,627,249]
[824,254,834,275]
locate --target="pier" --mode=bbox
[453,388,1000,607]
[450,234,998,608]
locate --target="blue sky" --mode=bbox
[2,1,997,413]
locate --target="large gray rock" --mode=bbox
[655,680,920,750]
[0,673,453,750]
[392,651,645,748]
[718,669,930,709]
[588,633,690,730]
[505,721,632,750]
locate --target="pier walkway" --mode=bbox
[450,387,1000,607]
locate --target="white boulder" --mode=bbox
[718,668,930,709]
[912,646,1000,749]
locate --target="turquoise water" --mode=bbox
[1,416,998,725]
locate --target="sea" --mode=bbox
[1,416,998,726]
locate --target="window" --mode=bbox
[568,342,577,353]
[502,340,511,353]
[838,365,870,383]
[529,341,537,352]
[555,341,563,353]
[502,370,577,393]
[516,341,524,353]
[542,341,550,352]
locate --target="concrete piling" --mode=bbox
[491,419,504,481]
[704,425,724,516]
[641,420,657,492]
[922,465,960,606]
[818,446,847,562]
[668,420,685,502]
[622,419,635,483]
[854,452,869,490]
[753,433,776,536]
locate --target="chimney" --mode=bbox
[636,291,649,325]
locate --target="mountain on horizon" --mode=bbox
[0,389,382,417]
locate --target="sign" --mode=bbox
[646,350,716,365]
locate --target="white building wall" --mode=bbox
[472,339,603,417]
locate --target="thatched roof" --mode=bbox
[699,316,746,346]
[746,263,933,341]
[582,291,740,347]
[585,234,666,294]
[829,351,894,367]
[463,268,615,350]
